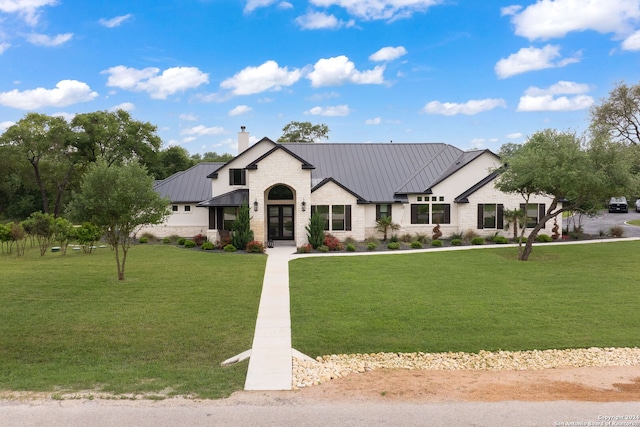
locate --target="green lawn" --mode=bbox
[290,241,640,357]
[0,245,265,399]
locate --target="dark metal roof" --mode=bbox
[284,143,482,203]
[197,189,249,207]
[153,162,224,203]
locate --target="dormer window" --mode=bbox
[229,169,246,185]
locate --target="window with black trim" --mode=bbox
[172,205,178,212]
[477,204,504,229]
[376,204,392,221]
[184,205,191,212]
[223,207,238,230]
[229,169,246,185]
[311,204,351,231]
[432,204,450,224]
[411,204,430,224]
[521,203,546,228]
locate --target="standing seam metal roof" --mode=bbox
[153,162,224,203]
[283,143,480,202]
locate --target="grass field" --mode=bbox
[290,241,640,357]
[0,245,266,399]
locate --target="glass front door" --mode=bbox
[268,205,294,240]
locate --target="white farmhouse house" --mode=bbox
[140,128,559,246]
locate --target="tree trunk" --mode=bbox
[29,158,49,214]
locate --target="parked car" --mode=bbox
[636,199,640,212]
[609,197,628,213]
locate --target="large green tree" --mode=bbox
[590,81,640,146]
[66,161,169,280]
[277,121,329,143]
[495,129,635,261]
[0,113,77,218]
[71,109,162,167]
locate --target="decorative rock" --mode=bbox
[292,347,640,389]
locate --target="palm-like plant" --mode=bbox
[503,207,525,240]
[375,216,400,241]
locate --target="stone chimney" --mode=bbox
[238,126,249,154]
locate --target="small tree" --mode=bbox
[75,222,103,253]
[375,216,399,241]
[52,217,75,254]
[306,213,325,248]
[29,211,55,256]
[66,160,169,280]
[495,129,635,260]
[231,204,254,250]
[502,207,525,240]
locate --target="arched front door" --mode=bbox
[267,185,294,241]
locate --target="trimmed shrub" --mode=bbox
[324,234,343,251]
[431,239,443,247]
[318,245,329,253]
[515,236,527,243]
[387,241,400,250]
[343,236,357,246]
[346,243,356,252]
[140,232,157,242]
[177,237,186,245]
[492,235,509,244]
[471,237,484,245]
[184,239,196,248]
[450,238,462,246]
[193,233,207,246]
[306,213,325,248]
[389,234,399,243]
[201,241,215,250]
[162,237,171,244]
[223,244,237,252]
[535,234,553,242]
[139,237,149,244]
[367,242,378,251]
[410,240,423,249]
[297,243,312,253]
[246,240,265,253]
[218,236,232,249]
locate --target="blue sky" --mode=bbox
[1,0,640,155]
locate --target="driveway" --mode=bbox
[568,210,640,238]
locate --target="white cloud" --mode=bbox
[495,44,579,79]
[307,55,385,87]
[365,117,382,125]
[0,79,98,109]
[296,11,343,29]
[369,46,407,62]
[181,125,225,136]
[622,30,640,50]
[0,42,10,54]
[103,65,209,99]
[25,32,73,46]
[229,105,253,116]
[220,60,303,95]
[517,81,594,111]
[500,5,522,16]
[99,14,133,28]
[423,98,506,116]
[110,102,134,111]
[0,120,15,132]
[179,113,198,121]
[506,132,523,139]
[305,104,350,116]
[0,0,57,26]
[310,0,443,21]
[508,0,640,41]
[244,0,274,13]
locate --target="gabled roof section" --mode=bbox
[311,177,367,203]
[285,143,472,202]
[208,137,278,178]
[153,162,224,203]
[197,189,249,207]
[402,149,496,194]
[246,144,315,170]
[454,169,502,203]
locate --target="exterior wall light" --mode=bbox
[301,200,306,212]
[253,200,258,212]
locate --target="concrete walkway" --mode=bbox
[244,243,299,391]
